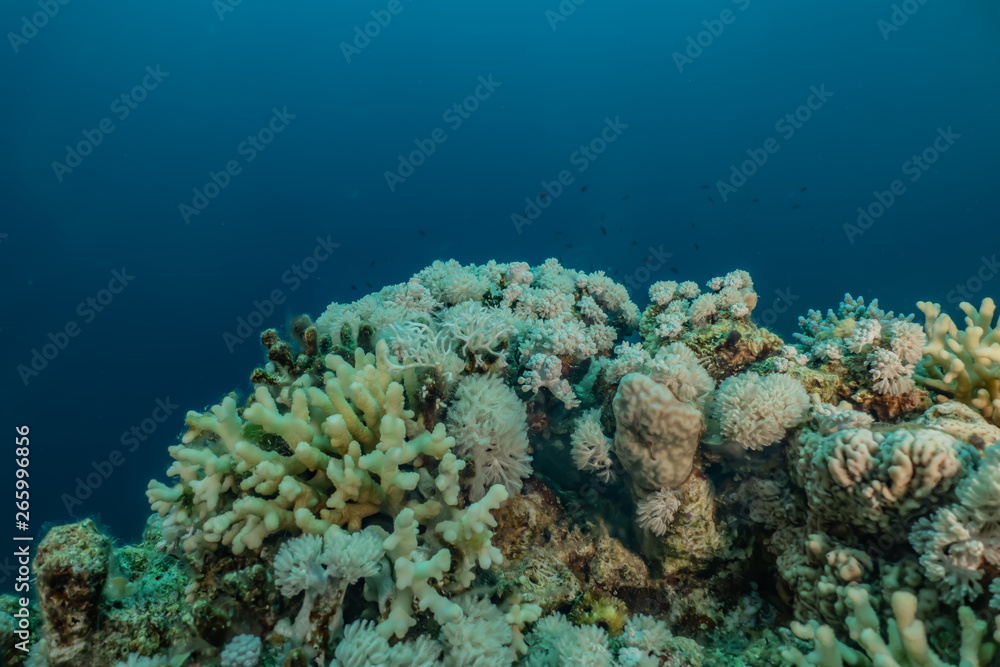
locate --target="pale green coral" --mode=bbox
[783,588,999,667]
[791,422,976,533]
[147,341,463,554]
[919,298,1000,425]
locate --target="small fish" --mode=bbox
[417,230,426,236]
[700,184,710,189]
[694,243,700,251]
[752,198,759,203]
[370,260,375,267]
[600,213,606,220]
[821,237,826,244]
[351,284,358,290]
[707,196,714,203]
[365,281,372,287]
[669,267,680,274]
[555,230,564,235]
[539,193,549,199]
[631,240,637,246]
[565,243,574,248]
[792,204,801,209]
[613,269,619,275]
[600,226,607,235]
[622,194,629,200]
[645,256,653,265]
[581,185,588,192]
[801,186,807,192]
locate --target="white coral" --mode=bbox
[571,409,614,481]
[519,354,580,409]
[678,281,700,299]
[636,489,680,537]
[441,302,515,366]
[847,318,881,353]
[647,342,715,410]
[714,372,810,450]
[888,319,926,364]
[221,635,261,667]
[649,281,678,305]
[910,507,988,604]
[331,619,443,667]
[867,348,916,396]
[274,528,385,642]
[447,375,532,501]
[603,342,651,385]
[687,293,717,326]
[653,311,685,339]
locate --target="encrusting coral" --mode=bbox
[19,261,1000,667]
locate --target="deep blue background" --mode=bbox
[2,0,999,592]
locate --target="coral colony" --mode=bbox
[5,258,1000,667]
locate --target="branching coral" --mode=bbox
[783,587,998,667]
[642,271,757,345]
[918,298,1000,425]
[518,353,581,409]
[793,294,925,400]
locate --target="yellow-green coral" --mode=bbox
[569,591,630,637]
[783,588,999,667]
[147,341,465,554]
[919,298,1000,425]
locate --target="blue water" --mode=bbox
[2,0,998,587]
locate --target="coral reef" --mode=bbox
[918,298,1000,425]
[19,261,1000,667]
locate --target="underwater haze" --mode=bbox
[3,0,1000,665]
